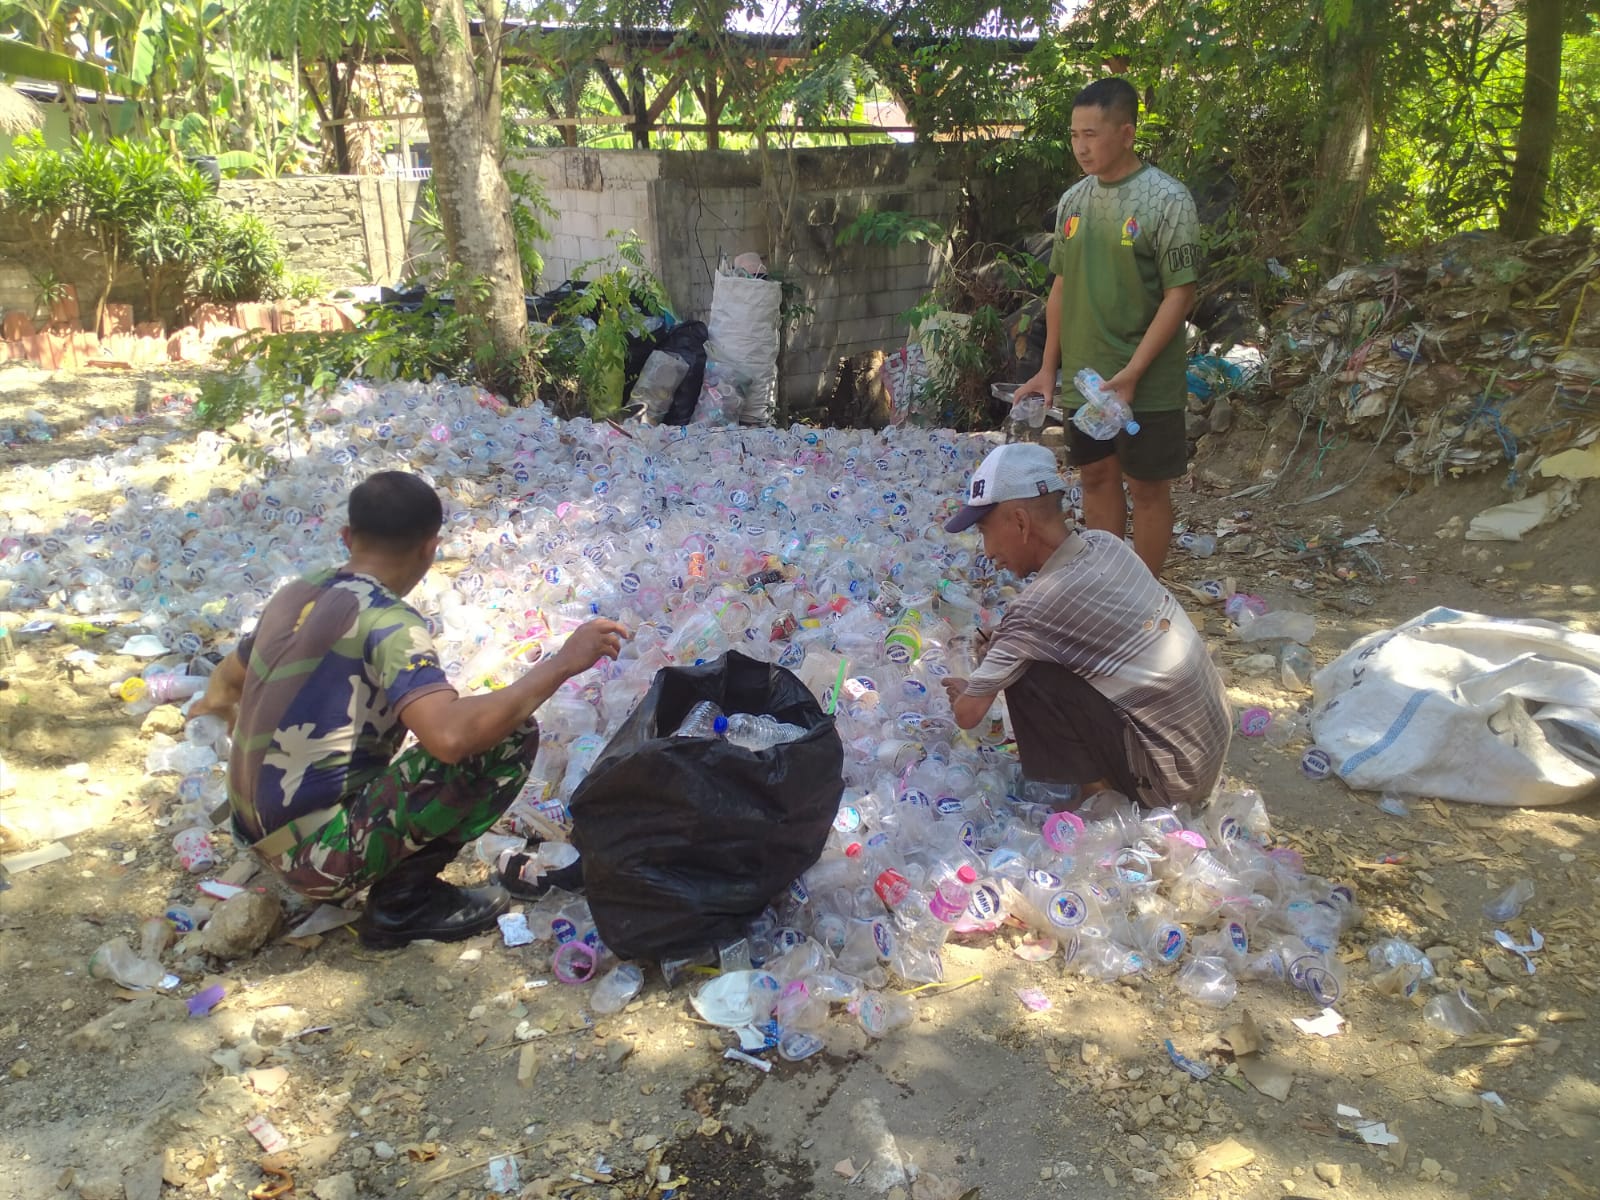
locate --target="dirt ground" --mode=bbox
[1,363,1597,1200]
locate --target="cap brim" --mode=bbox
[944,503,990,534]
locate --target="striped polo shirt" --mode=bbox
[967,530,1231,806]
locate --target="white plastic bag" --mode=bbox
[1309,607,1600,806]
[632,350,690,423]
[707,271,783,425]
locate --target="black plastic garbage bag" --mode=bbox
[569,651,844,960]
[655,320,709,425]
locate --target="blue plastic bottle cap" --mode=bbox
[1126,420,1141,435]
[713,716,729,734]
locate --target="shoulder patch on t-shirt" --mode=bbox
[1062,212,1081,240]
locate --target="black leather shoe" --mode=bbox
[496,850,585,900]
[358,856,510,949]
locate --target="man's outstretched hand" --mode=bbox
[554,619,631,677]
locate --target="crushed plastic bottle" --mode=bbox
[1071,368,1141,440]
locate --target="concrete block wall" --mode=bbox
[511,144,965,418]
[218,175,428,287]
[511,151,665,286]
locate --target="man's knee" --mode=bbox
[1126,477,1171,505]
[1079,457,1122,491]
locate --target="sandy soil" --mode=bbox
[1,363,1597,1200]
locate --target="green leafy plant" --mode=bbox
[284,272,328,302]
[189,212,285,304]
[0,134,285,326]
[835,210,947,249]
[546,232,669,419]
[29,268,70,321]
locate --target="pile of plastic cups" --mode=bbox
[0,376,1361,1053]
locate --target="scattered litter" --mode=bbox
[1292,1008,1346,1038]
[286,904,361,939]
[186,984,225,1017]
[497,912,535,947]
[485,1155,520,1194]
[1465,482,1579,541]
[1423,988,1491,1037]
[1238,707,1272,737]
[1015,988,1052,1012]
[197,880,245,901]
[1492,928,1544,974]
[1484,878,1535,921]
[723,1047,773,1073]
[1165,1038,1212,1080]
[1377,793,1411,817]
[0,842,72,874]
[1336,1103,1399,1146]
[1013,933,1058,961]
[246,1116,289,1155]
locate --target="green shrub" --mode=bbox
[0,133,285,323]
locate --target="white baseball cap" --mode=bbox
[944,443,1067,533]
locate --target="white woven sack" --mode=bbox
[708,272,783,425]
[1310,607,1600,806]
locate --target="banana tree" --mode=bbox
[0,1,111,133]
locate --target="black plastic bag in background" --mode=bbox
[569,651,844,961]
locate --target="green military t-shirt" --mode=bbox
[1048,163,1200,414]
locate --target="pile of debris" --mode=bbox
[1262,227,1599,484]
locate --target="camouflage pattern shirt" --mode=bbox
[228,568,455,841]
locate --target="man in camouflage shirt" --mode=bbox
[194,471,628,949]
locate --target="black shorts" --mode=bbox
[1066,407,1188,482]
[1004,661,1148,803]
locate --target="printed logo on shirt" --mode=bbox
[1061,213,1081,240]
[1120,216,1141,246]
[1165,242,1198,273]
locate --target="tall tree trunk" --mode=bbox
[396,0,527,377]
[1501,0,1563,239]
[1309,13,1382,265]
[325,56,354,174]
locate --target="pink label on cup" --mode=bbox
[1042,810,1085,853]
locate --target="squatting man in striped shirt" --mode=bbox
[940,444,1231,809]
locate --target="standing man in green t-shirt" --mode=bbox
[1016,77,1201,578]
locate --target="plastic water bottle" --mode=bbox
[723,713,807,751]
[1071,368,1140,440]
[590,963,645,1014]
[674,700,727,738]
[927,865,978,923]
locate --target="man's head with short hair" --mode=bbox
[1069,77,1140,181]
[1071,77,1139,128]
[347,471,443,553]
